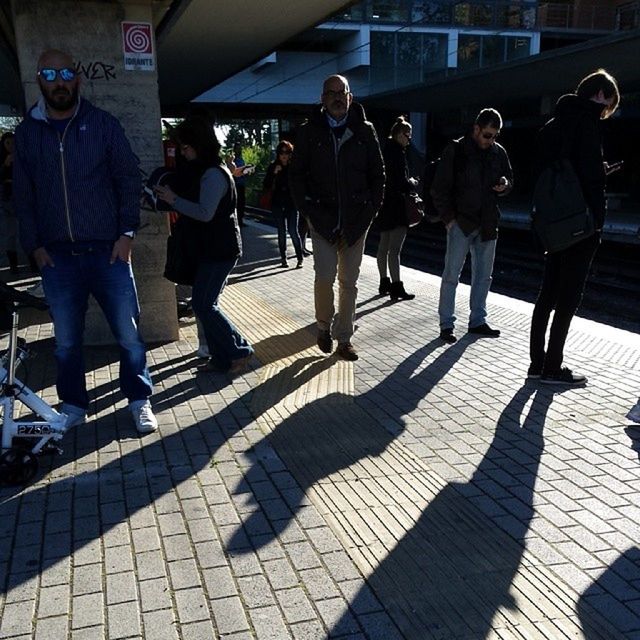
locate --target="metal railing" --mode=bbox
[334,1,622,32]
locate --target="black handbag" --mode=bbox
[403,192,425,227]
[163,221,197,286]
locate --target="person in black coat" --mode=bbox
[376,116,416,300]
[528,69,620,386]
[289,74,385,361]
[263,140,303,268]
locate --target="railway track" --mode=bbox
[247,208,640,332]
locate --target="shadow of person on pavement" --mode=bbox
[577,546,640,639]
[0,351,339,596]
[227,338,473,552]
[326,383,553,638]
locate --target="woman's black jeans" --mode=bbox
[273,204,303,261]
[529,233,600,374]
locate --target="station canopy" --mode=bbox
[0,0,354,111]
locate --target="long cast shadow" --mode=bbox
[0,348,335,594]
[328,384,553,638]
[227,338,472,550]
[577,547,640,639]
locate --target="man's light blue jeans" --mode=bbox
[438,222,497,330]
[41,243,152,416]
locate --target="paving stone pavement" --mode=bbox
[1,220,639,639]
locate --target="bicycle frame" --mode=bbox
[1,304,67,454]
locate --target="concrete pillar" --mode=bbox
[11,0,178,344]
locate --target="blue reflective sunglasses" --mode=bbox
[37,67,77,82]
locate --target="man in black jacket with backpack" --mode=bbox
[528,69,620,386]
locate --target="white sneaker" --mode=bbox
[627,401,640,424]
[131,401,158,434]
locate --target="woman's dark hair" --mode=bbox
[576,68,620,119]
[389,116,411,139]
[174,117,222,166]
[275,140,293,163]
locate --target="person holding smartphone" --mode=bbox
[154,117,253,376]
[430,108,513,344]
[528,69,621,385]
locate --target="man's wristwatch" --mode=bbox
[122,231,135,239]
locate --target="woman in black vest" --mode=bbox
[155,117,253,375]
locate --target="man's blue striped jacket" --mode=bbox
[13,97,141,254]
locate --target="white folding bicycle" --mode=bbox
[0,282,68,486]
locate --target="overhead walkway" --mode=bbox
[1,221,639,639]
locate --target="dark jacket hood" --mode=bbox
[554,93,605,121]
[28,96,91,124]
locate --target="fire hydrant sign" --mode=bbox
[121,22,155,71]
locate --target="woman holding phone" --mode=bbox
[154,117,254,376]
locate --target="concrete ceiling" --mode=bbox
[156,0,355,107]
[0,0,353,111]
[363,28,640,115]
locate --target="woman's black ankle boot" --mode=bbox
[379,276,391,295]
[389,281,415,301]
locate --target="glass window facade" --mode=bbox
[458,33,531,71]
[370,31,449,89]
[339,1,538,30]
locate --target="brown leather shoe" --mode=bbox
[317,329,333,354]
[336,342,358,361]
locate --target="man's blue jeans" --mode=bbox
[41,243,152,414]
[438,223,497,330]
[191,259,253,368]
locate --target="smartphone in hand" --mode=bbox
[605,160,624,175]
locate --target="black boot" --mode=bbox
[379,276,391,295]
[6,251,18,274]
[389,281,415,301]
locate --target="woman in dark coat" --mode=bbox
[263,140,303,268]
[376,116,416,300]
[154,117,253,376]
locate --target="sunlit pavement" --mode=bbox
[1,219,639,639]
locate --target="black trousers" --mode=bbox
[529,233,600,373]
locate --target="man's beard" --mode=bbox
[42,84,79,113]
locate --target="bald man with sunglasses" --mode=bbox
[431,108,513,344]
[13,49,157,434]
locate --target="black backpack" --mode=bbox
[532,122,595,253]
[422,140,462,222]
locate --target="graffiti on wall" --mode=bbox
[75,61,117,81]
